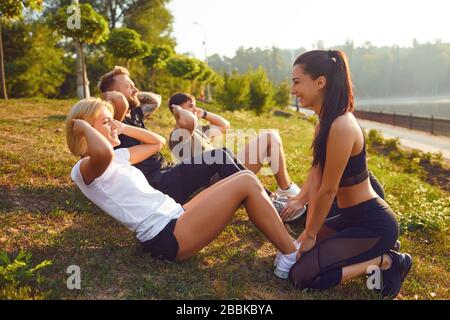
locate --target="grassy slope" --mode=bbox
[0,98,448,300]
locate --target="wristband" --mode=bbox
[202,109,208,118]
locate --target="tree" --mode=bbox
[123,0,175,47]
[166,56,201,93]
[273,81,291,108]
[49,3,109,98]
[4,21,67,98]
[216,72,250,111]
[0,0,43,99]
[247,67,273,115]
[106,28,149,68]
[143,44,174,91]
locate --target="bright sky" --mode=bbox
[167,0,450,59]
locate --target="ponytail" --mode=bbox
[293,50,354,169]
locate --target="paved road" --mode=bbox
[358,119,450,160]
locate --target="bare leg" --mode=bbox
[174,171,297,260]
[237,131,291,189]
[341,254,392,282]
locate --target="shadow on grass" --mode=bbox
[47,115,67,122]
[19,215,379,300]
[0,184,98,215]
[1,185,380,300]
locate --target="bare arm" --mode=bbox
[292,164,322,202]
[73,119,115,185]
[280,164,322,221]
[280,125,322,220]
[117,121,166,165]
[172,105,197,136]
[196,108,230,138]
[299,118,355,255]
[297,124,321,199]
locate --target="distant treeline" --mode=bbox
[1,1,449,105]
[208,40,450,98]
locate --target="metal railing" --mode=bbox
[354,110,450,137]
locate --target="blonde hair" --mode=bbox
[98,66,130,93]
[65,98,114,157]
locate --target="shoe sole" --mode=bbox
[283,206,307,222]
[274,268,289,279]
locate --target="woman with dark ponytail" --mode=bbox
[281,50,412,298]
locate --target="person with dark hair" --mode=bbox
[65,98,300,274]
[97,67,246,204]
[96,67,289,211]
[167,92,304,221]
[280,50,412,299]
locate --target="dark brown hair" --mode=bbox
[168,92,194,113]
[294,50,354,169]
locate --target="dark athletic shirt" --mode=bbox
[114,107,169,180]
[339,128,369,187]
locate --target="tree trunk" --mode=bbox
[0,22,8,100]
[150,68,156,91]
[75,41,89,99]
[109,0,116,29]
[80,43,87,98]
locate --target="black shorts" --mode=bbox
[141,219,179,261]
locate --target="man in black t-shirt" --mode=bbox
[98,66,245,204]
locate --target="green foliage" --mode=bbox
[209,46,292,84]
[366,129,446,176]
[196,64,216,84]
[123,0,175,47]
[382,179,450,233]
[49,3,109,45]
[273,81,291,108]
[4,21,68,98]
[367,129,384,146]
[215,72,250,111]
[209,41,450,97]
[166,55,200,81]
[215,67,275,114]
[106,28,149,64]
[247,67,274,115]
[0,251,52,299]
[0,0,42,19]
[143,44,174,71]
[384,137,400,152]
[0,99,449,299]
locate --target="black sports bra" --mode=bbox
[339,132,369,187]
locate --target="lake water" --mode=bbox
[355,96,450,119]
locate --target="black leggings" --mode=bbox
[289,197,399,290]
[150,147,271,204]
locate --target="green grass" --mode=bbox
[0,98,448,300]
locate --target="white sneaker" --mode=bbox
[276,183,301,198]
[273,250,282,267]
[274,247,300,279]
[273,240,300,267]
[272,196,306,222]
